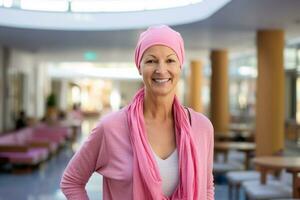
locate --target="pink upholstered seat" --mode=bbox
[0,147,49,165]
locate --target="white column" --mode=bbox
[110,81,121,111]
[34,63,49,119]
[59,80,69,111]
[2,47,11,131]
[24,70,33,117]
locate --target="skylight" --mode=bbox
[0,0,231,30]
[71,0,145,12]
[71,0,203,12]
[20,0,68,12]
[6,0,205,12]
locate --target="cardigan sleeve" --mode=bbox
[207,121,215,200]
[189,109,215,199]
[60,122,108,200]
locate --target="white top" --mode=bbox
[151,148,179,197]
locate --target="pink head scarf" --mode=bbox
[127,25,200,200]
[134,25,185,69]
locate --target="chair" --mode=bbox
[242,170,293,200]
[226,170,275,200]
[214,150,245,175]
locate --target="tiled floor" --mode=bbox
[1,117,297,200]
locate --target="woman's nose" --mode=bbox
[155,61,166,73]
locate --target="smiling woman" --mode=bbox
[60,25,215,200]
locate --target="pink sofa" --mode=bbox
[0,124,72,166]
[0,132,49,165]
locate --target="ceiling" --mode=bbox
[1,0,300,56]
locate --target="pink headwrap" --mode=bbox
[134,25,185,69]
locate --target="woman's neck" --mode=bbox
[143,91,175,122]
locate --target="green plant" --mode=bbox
[46,93,57,108]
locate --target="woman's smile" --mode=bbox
[152,78,171,84]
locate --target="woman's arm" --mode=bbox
[207,122,215,199]
[60,123,107,200]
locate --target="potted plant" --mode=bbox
[45,93,58,123]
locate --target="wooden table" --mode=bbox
[229,123,254,133]
[216,130,253,142]
[214,142,256,169]
[215,132,236,142]
[253,156,300,198]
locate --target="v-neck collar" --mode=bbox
[151,148,178,161]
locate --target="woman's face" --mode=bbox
[139,45,181,97]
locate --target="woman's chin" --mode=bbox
[147,88,176,97]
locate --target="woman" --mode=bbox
[60,25,214,200]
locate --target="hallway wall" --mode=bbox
[0,47,3,132]
[4,49,50,128]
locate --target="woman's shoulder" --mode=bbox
[100,107,127,123]
[186,107,214,133]
[89,107,130,144]
[95,107,128,131]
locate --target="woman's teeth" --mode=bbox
[153,79,169,83]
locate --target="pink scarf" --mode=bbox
[127,88,200,199]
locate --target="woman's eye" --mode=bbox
[146,60,155,64]
[167,59,175,63]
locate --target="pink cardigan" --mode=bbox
[60,107,214,200]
